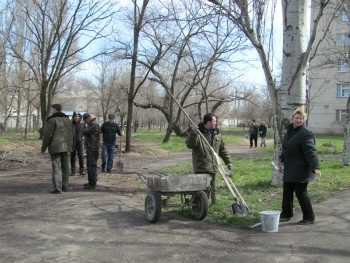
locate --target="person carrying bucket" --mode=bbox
[186,113,232,205]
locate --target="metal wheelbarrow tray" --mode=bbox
[137,173,211,223]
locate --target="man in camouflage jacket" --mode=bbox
[186,113,232,204]
[41,104,75,194]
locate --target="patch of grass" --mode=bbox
[315,134,344,154]
[162,156,350,228]
[132,130,188,151]
[160,136,188,152]
[0,132,39,145]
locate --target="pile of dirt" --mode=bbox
[0,139,47,171]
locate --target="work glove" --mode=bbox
[190,124,199,134]
[227,163,233,170]
[314,169,321,179]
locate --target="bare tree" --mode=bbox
[342,0,350,166]
[207,0,339,184]
[124,0,150,152]
[89,55,128,123]
[133,0,250,142]
[6,0,118,137]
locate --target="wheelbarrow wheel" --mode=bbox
[145,191,162,223]
[191,190,209,220]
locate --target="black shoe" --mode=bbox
[70,171,75,176]
[50,189,62,194]
[83,184,96,189]
[84,183,90,186]
[101,168,106,173]
[107,170,111,173]
[298,219,315,225]
[79,169,86,176]
[279,217,291,222]
[62,188,68,192]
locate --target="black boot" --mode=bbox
[79,168,86,176]
[70,169,75,176]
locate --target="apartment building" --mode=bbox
[308,6,349,134]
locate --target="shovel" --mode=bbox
[164,88,249,216]
[116,134,123,173]
[217,157,249,215]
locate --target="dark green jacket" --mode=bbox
[41,112,75,154]
[280,124,320,183]
[186,123,231,174]
[101,121,121,144]
[82,118,101,151]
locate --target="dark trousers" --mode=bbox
[86,149,98,185]
[281,181,315,221]
[196,172,216,204]
[249,134,258,147]
[70,141,84,171]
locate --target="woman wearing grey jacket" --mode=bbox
[279,107,321,225]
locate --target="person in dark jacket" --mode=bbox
[100,114,122,173]
[82,113,101,189]
[186,113,232,204]
[41,104,75,194]
[249,119,259,148]
[70,111,85,176]
[258,121,268,147]
[279,107,321,225]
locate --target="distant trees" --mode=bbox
[125,0,253,144]
[4,0,117,137]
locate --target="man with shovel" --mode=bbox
[186,113,232,204]
[100,114,122,173]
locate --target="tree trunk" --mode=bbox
[270,0,309,185]
[39,84,47,139]
[343,0,350,167]
[125,0,149,152]
[342,96,350,167]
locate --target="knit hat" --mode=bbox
[108,113,115,119]
[82,113,90,120]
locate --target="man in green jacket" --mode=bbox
[41,104,75,194]
[186,113,232,204]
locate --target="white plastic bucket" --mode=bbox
[259,210,281,233]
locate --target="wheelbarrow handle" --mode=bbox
[136,172,148,185]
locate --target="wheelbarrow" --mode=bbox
[137,173,212,223]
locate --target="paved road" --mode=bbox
[1,165,349,263]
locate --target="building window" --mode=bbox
[338,59,350,72]
[336,83,350,97]
[338,10,349,22]
[335,109,347,122]
[337,33,350,46]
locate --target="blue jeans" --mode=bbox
[101,142,115,172]
[86,149,98,185]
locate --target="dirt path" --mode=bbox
[1,138,347,263]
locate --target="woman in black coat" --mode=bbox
[279,107,321,225]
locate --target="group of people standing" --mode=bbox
[41,104,122,193]
[41,104,321,226]
[248,119,268,148]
